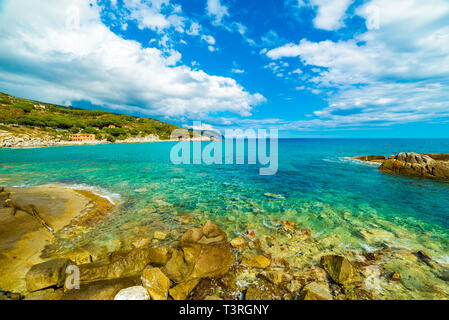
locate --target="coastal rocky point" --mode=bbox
[352,152,449,180]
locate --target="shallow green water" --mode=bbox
[1,139,449,265]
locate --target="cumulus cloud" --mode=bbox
[292,0,353,31]
[206,0,229,24]
[267,0,449,129]
[121,0,185,32]
[0,0,264,118]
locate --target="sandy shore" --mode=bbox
[0,186,116,293]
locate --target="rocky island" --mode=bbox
[353,152,449,181]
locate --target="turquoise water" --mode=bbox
[1,139,449,264]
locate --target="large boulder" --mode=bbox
[169,220,234,283]
[62,276,141,300]
[379,152,449,180]
[26,259,74,292]
[321,255,360,285]
[79,247,168,283]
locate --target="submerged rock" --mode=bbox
[261,269,284,284]
[245,278,286,300]
[169,279,200,300]
[154,231,167,240]
[26,259,74,292]
[280,220,298,233]
[141,267,170,300]
[321,255,360,285]
[230,236,248,249]
[264,193,285,200]
[114,286,150,300]
[390,272,401,282]
[300,282,333,300]
[241,255,271,269]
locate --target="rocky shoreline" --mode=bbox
[353,152,449,181]
[0,186,116,294]
[2,186,449,300]
[0,130,211,149]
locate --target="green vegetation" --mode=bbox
[0,91,182,141]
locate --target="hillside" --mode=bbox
[0,91,185,147]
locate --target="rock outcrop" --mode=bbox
[26,258,74,292]
[0,186,116,293]
[380,152,449,179]
[353,152,449,180]
[173,220,235,282]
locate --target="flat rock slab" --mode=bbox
[0,186,113,293]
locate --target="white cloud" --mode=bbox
[267,0,449,129]
[186,22,201,36]
[206,0,229,24]
[311,0,353,31]
[0,0,264,118]
[292,0,353,31]
[201,34,216,45]
[231,69,245,74]
[122,0,184,32]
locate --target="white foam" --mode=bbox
[339,157,382,167]
[16,183,122,205]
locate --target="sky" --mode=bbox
[0,0,449,138]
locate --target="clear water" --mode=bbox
[1,139,449,265]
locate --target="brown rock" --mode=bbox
[154,231,167,240]
[24,288,63,300]
[417,250,440,269]
[241,255,271,269]
[362,252,379,261]
[163,249,189,283]
[148,246,170,266]
[132,238,152,249]
[280,220,298,233]
[287,280,302,294]
[245,278,285,300]
[26,258,74,292]
[141,267,171,300]
[79,248,153,283]
[178,220,234,281]
[390,272,401,282]
[169,279,200,300]
[300,282,333,300]
[62,276,140,300]
[261,269,284,284]
[321,255,360,285]
[230,236,248,249]
[379,152,449,180]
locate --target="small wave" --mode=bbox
[16,183,122,205]
[339,157,382,167]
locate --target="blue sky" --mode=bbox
[0,0,449,138]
